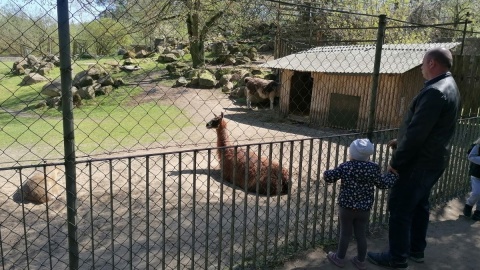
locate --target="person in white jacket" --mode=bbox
[464,137,480,221]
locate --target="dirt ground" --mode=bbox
[277,197,480,270]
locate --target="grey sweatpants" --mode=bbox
[336,207,370,261]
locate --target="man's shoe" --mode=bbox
[464,204,473,217]
[367,252,408,269]
[408,251,424,263]
[472,210,480,221]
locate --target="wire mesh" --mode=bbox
[0,0,479,166]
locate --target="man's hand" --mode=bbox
[387,139,397,150]
[388,165,399,175]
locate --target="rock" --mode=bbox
[224,55,236,65]
[230,86,247,98]
[95,85,113,96]
[35,101,47,109]
[198,70,217,88]
[98,75,115,86]
[41,80,62,97]
[77,85,96,99]
[73,71,94,88]
[27,55,39,67]
[175,77,188,87]
[235,56,251,65]
[118,48,128,55]
[120,65,141,72]
[219,74,232,86]
[170,49,185,58]
[231,69,251,83]
[87,64,107,79]
[123,51,136,59]
[114,79,125,87]
[135,49,149,58]
[222,81,234,93]
[38,67,51,76]
[157,53,178,63]
[156,46,166,54]
[166,62,190,75]
[211,42,228,56]
[46,96,61,108]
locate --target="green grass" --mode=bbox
[0,56,194,157]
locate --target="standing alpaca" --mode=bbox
[21,166,61,204]
[244,77,279,110]
[206,112,290,195]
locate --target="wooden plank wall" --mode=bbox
[310,73,371,130]
[279,69,294,116]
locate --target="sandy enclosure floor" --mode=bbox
[1,137,373,269]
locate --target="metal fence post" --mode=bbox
[57,0,78,269]
[367,14,386,139]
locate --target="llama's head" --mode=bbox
[206,112,226,129]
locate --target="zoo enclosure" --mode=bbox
[1,0,480,269]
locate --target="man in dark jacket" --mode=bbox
[367,47,461,269]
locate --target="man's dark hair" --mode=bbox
[426,48,453,69]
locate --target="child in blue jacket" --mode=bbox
[324,138,398,269]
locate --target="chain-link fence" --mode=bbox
[1,0,480,269]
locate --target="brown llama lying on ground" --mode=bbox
[206,112,290,195]
[244,77,279,110]
[21,166,61,204]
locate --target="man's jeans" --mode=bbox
[388,166,445,261]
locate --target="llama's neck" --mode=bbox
[216,120,230,147]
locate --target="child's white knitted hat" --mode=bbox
[349,138,374,161]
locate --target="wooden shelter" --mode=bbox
[261,43,460,131]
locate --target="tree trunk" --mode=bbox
[190,39,205,68]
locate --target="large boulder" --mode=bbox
[197,70,217,88]
[86,64,107,79]
[166,62,190,75]
[218,74,232,87]
[43,54,60,66]
[40,79,78,97]
[12,59,29,75]
[77,85,96,99]
[97,75,115,86]
[21,73,48,85]
[73,71,94,88]
[27,55,39,67]
[41,79,62,97]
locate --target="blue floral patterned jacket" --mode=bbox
[323,160,398,211]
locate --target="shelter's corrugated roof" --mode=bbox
[260,43,460,74]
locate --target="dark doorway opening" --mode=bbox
[289,71,313,115]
